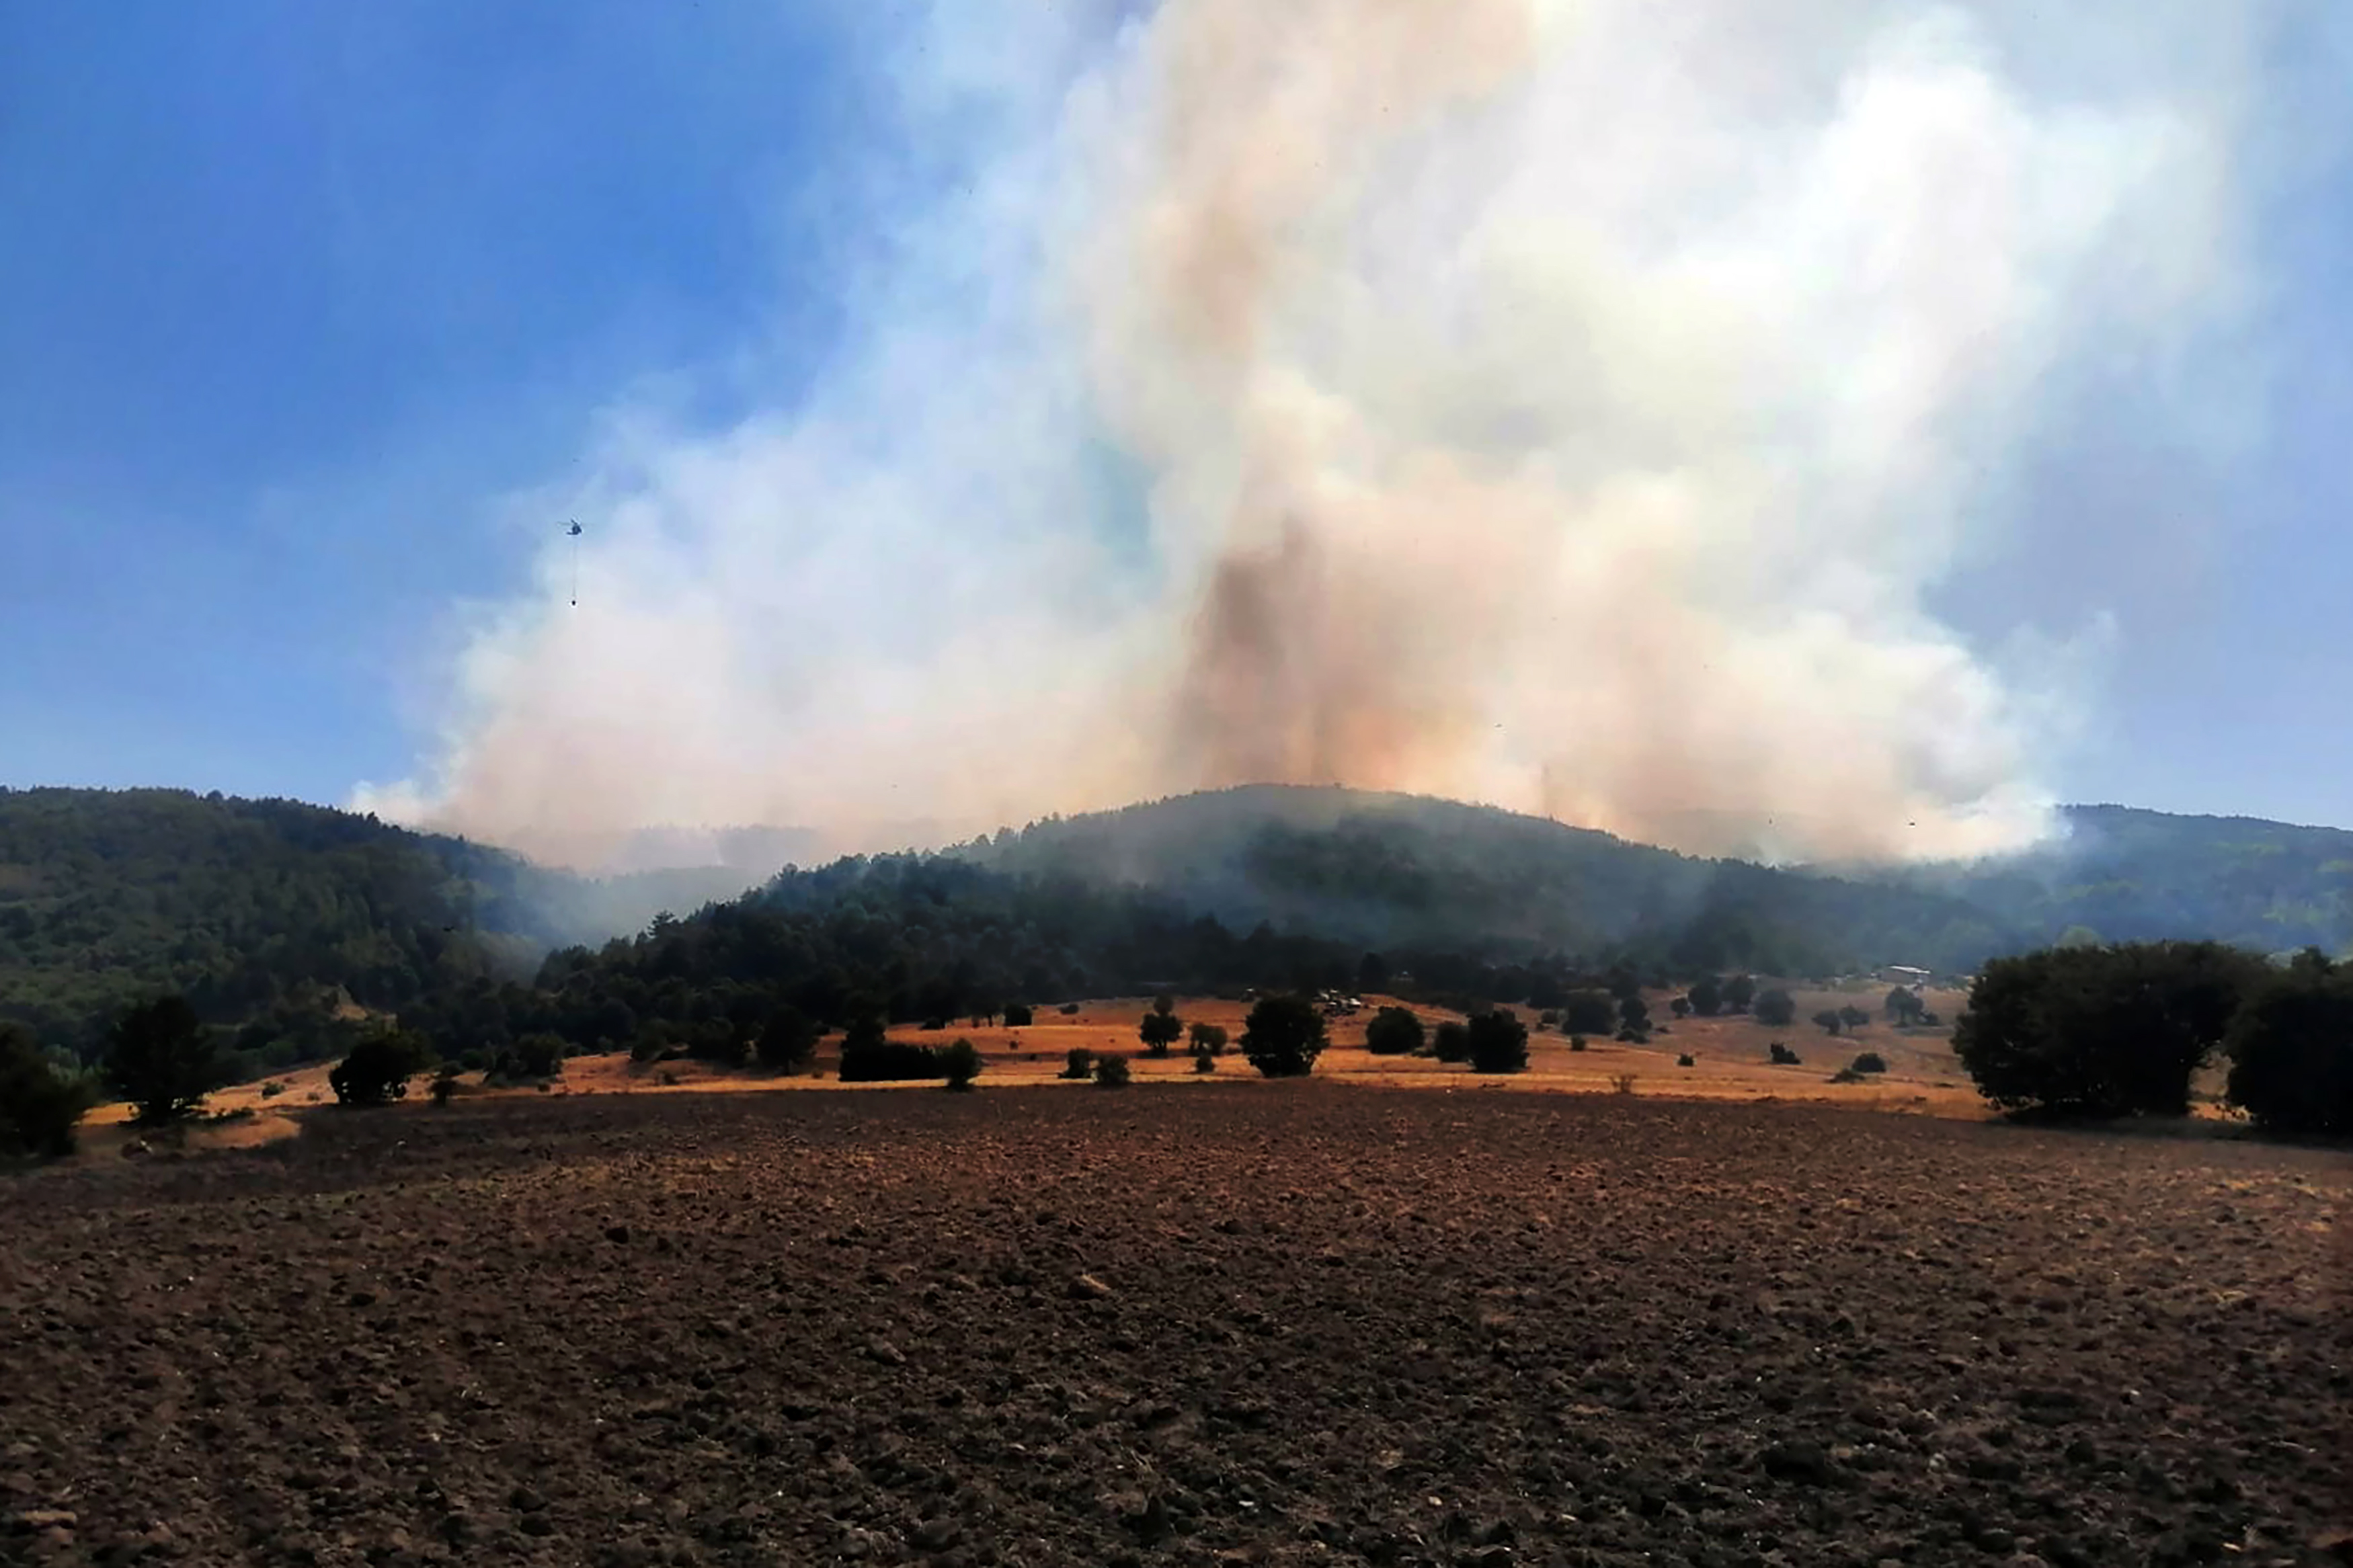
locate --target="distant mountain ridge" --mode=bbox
[951,786,2353,973]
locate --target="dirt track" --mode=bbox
[3,1087,2346,1567]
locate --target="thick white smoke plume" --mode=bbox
[360,0,2275,868]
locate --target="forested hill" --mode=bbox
[953,787,2353,973]
[1917,804,2353,957]
[952,786,2022,976]
[0,788,748,1056]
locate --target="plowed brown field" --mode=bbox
[3,1086,2346,1567]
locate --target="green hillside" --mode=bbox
[955,786,2020,975]
[0,788,749,1060]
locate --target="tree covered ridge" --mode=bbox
[0,787,743,1057]
[963,787,2353,973]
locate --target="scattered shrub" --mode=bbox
[1239,994,1328,1079]
[1003,1003,1035,1028]
[510,1032,566,1079]
[758,1005,818,1071]
[329,1030,435,1107]
[1433,1020,1472,1063]
[920,1017,949,1032]
[429,1063,461,1107]
[1568,1034,1588,1053]
[1611,1073,1638,1095]
[1061,1047,1096,1080]
[1187,1021,1228,1057]
[1192,1048,1217,1074]
[1363,1005,1425,1057]
[1769,1042,1802,1066]
[1677,1053,1695,1068]
[1140,1002,1185,1057]
[1057,1002,1081,1016]
[106,995,223,1124]
[1812,1009,1845,1037]
[1094,1054,1132,1087]
[839,1038,951,1083]
[1561,991,1618,1036]
[0,1024,91,1160]
[940,1038,984,1091]
[1848,1052,1888,1075]
[1753,988,1797,1028]
[259,1080,285,1099]
[1466,1010,1530,1074]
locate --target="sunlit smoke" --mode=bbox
[358,0,2279,868]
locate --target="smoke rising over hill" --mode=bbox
[360,1,2279,868]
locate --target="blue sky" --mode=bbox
[4,1,2351,842]
[2,0,877,800]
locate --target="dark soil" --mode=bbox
[3,1087,2346,1567]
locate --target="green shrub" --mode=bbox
[1364,1005,1425,1057]
[1466,1010,1529,1074]
[1239,995,1328,1078]
[329,1030,435,1107]
[1094,1054,1132,1087]
[0,1024,92,1160]
[2227,952,2353,1137]
[839,1038,949,1083]
[940,1038,984,1091]
[106,995,223,1124]
[1955,941,2262,1119]
[757,1005,818,1071]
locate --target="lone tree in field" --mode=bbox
[1363,1005,1425,1057]
[1,1023,91,1160]
[2226,950,2353,1137]
[1140,996,1185,1057]
[106,995,222,1124]
[1240,994,1328,1078]
[1466,1009,1530,1074]
[1753,988,1797,1028]
[1954,940,2262,1120]
[329,1029,434,1107]
[1884,987,1926,1026]
[1187,1020,1228,1057]
[1811,1009,1844,1036]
